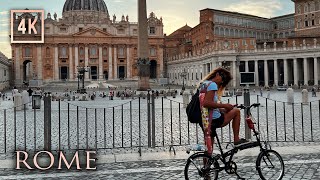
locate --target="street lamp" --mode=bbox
[180,69,188,91]
[77,66,90,94]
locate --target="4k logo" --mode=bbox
[11,10,44,43]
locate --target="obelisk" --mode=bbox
[137,0,150,90]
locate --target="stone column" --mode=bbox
[99,46,103,80]
[85,46,89,80]
[274,59,278,86]
[54,45,59,80]
[283,59,288,85]
[69,45,73,80]
[264,60,269,87]
[108,46,113,79]
[127,46,131,78]
[245,60,249,72]
[314,57,318,85]
[15,46,21,85]
[303,58,308,85]
[293,58,298,86]
[114,46,118,79]
[36,45,42,80]
[254,60,259,86]
[74,45,79,80]
[233,61,237,87]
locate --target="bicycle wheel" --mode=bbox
[184,153,219,180]
[256,149,284,180]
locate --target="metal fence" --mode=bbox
[0,92,320,155]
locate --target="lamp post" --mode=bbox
[77,66,90,94]
[180,69,188,91]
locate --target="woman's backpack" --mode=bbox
[186,89,201,123]
[186,82,212,124]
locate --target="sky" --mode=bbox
[0,0,294,58]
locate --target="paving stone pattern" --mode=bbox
[0,153,319,179]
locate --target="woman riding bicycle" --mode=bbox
[199,67,249,154]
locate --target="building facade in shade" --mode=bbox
[166,0,320,88]
[0,52,11,91]
[11,0,164,85]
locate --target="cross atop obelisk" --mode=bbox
[137,0,150,90]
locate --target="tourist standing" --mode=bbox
[27,88,33,105]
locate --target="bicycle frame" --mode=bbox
[209,103,268,171]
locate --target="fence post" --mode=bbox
[43,93,52,151]
[147,90,151,147]
[151,93,156,148]
[243,87,251,140]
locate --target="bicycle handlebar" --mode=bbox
[236,103,261,116]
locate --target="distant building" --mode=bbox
[0,51,11,91]
[11,0,164,86]
[166,0,320,88]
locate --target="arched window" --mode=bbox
[80,47,84,55]
[297,5,301,14]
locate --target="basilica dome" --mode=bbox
[63,0,109,14]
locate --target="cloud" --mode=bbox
[0,11,9,15]
[224,0,282,18]
[0,42,11,59]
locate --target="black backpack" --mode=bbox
[186,89,201,123]
[186,82,212,124]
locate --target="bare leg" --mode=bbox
[220,109,241,142]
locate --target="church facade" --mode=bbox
[11,0,164,85]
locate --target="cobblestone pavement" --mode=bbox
[0,153,320,179]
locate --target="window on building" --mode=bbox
[4,70,6,76]
[312,20,315,26]
[103,28,107,32]
[80,60,83,63]
[118,47,124,56]
[104,60,108,63]
[305,4,309,13]
[60,47,67,56]
[133,29,137,34]
[150,48,156,56]
[25,47,31,57]
[80,47,84,55]
[118,29,125,34]
[91,47,96,56]
[305,21,309,27]
[103,48,107,56]
[149,27,155,34]
[60,28,67,32]
[242,40,247,45]
[79,28,83,32]
[120,60,124,63]
[45,27,50,33]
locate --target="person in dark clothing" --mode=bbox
[27,88,33,104]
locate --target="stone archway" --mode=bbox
[23,60,32,82]
[150,60,157,79]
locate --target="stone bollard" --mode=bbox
[13,93,23,111]
[182,91,190,108]
[21,90,29,109]
[287,88,294,104]
[302,89,309,105]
